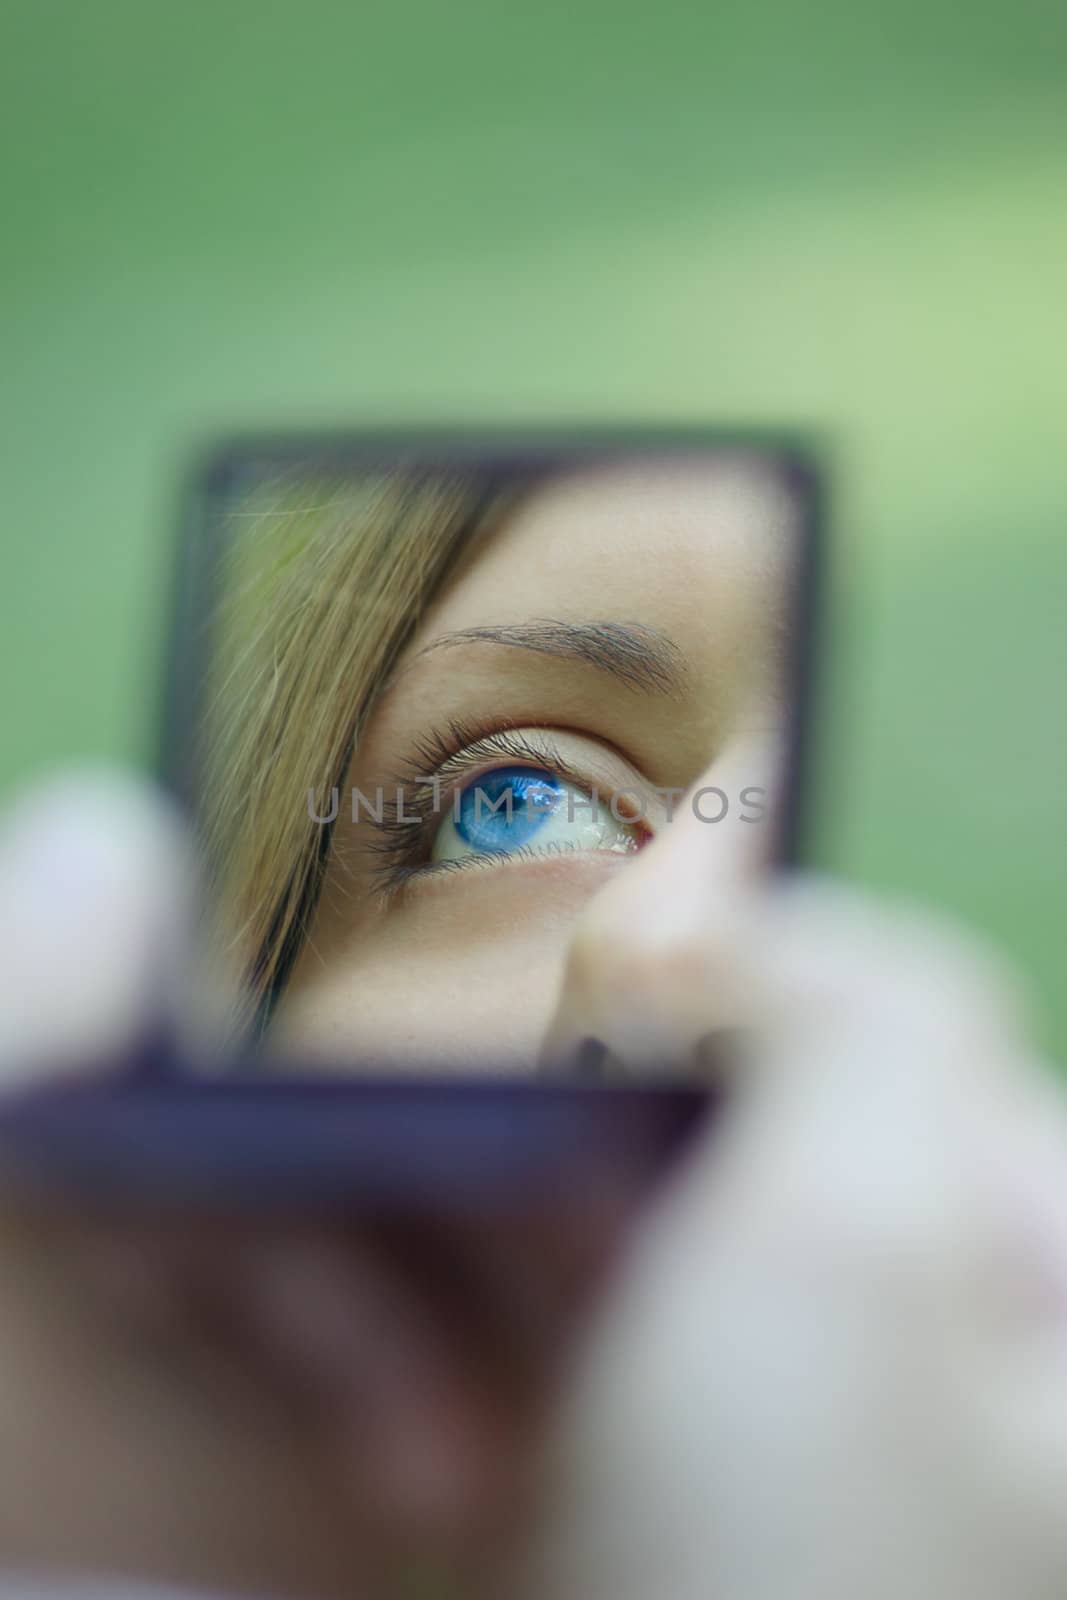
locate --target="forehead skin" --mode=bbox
[271,453,797,1070]
[373,453,794,780]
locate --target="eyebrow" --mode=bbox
[409,619,690,698]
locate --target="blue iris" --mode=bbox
[453,765,564,854]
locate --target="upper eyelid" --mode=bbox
[391,731,582,819]
[382,724,569,795]
[375,705,659,801]
[368,730,630,849]
[429,730,566,783]
[410,731,654,819]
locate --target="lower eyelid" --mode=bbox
[398,839,636,893]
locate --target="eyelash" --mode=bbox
[360,719,611,896]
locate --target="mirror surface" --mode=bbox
[174,433,818,1077]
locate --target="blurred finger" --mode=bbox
[520,879,1056,1600]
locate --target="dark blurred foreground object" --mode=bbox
[0,1066,714,1208]
[0,1064,716,1600]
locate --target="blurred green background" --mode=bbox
[2,2,1065,1052]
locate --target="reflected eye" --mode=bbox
[431,763,641,865]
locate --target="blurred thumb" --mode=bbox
[0,770,195,1083]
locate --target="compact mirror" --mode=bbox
[166,431,819,1080]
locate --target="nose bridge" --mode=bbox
[540,749,771,1073]
[611,726,781,950]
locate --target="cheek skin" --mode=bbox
[270,854,624,1072]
